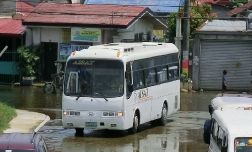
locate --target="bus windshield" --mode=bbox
[235,137,252,152]
[64,59,124,98]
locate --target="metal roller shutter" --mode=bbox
[200,40,252,91]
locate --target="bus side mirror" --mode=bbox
[125,71,133,85]
[127,84,133,93]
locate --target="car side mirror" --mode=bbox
[222,136,227,147]
[208,104,213,115]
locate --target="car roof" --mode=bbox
[0,132,36,150]
[211,94,252,110]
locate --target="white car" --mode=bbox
[208,93,252,115]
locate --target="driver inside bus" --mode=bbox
[111,76,123,91]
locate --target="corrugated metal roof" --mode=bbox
[196,20,246,32]
[23,3,166,28]
[227,2,252,17]
[84,0,184,13]
[17,0,35,16]
[0,18,25,36]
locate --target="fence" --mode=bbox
[0,51,20,85]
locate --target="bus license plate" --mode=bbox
[85,122,97,127]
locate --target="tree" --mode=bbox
[165,3,217,43]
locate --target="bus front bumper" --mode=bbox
[62,112,127,130]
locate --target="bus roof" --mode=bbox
[211,95,252,110]
[213,110,252,136]
[67,42,178,62]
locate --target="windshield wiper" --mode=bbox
[94,86,108,101]
[76,94,85,100]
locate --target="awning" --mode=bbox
[0,18,25,36]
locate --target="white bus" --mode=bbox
[62,42,180,134]
[205,109,252,152]
[208,93,252,115]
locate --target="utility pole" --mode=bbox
[182,0,190,77]
[174,18,182,71]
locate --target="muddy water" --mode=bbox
[0,85,221,152]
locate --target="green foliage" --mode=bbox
[180,73,191,83]
[165,3,217,42]
[0,102,17,133]
[228,0,248,7]
[17,45,41,77]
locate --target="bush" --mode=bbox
[17,45,41,77]
[0,102,17,133]
[180,73,191,83]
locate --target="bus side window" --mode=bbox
[133,70,145,89]
[168,65,178,81]
[145,68,156,86]
[157,66,168,83]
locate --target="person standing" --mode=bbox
[222,70,227,93]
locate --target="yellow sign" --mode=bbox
[62,28,71,43]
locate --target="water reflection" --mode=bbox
[0,85,215,152]
[0,85,62,119]
[61,125,181,152]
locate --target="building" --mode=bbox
[22,2,168,80]
[0,1,35,84]
[192,19,252,91]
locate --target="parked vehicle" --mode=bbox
[0,132,48,152]
[208,93,252,115]
[0,116,50,152]
[43,71,64,94]
[204,110,252,152]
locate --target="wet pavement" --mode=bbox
[0,85,222,152]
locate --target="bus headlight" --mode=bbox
[116,112,123,117]
[102,111,123,117]
[63,111,69,115]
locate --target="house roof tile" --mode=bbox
[0,18,25,36]
[22,3,155,28]
[17,0,35,16]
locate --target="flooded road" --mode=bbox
[0,85,220,152]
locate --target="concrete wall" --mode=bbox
[41,28,62,43]
[117,19,153,40]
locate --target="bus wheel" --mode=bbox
[128,113,139,134]
[75,128,84,135]
[158,104,167,126]
[150,120,157,127]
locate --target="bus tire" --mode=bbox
[150,120,157,126]
[128,113,139,134]
[157,103,167,126]
[43,83,56,94]
[75,128,84,135]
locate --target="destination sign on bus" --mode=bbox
[72,60,95,65]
